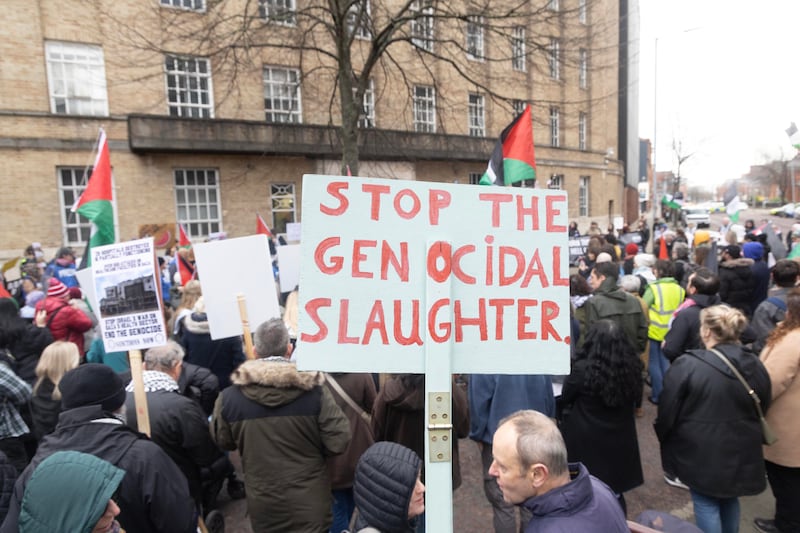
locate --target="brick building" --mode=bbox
[0,0,636,258]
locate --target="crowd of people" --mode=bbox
[0,215,796,533]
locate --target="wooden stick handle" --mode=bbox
[238,293,256,359]
[128,349,151,436]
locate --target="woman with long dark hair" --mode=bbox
[558,319,644,512]
[754,288,800,533]
[656,305,770,533]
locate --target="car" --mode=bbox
[770,203,796,218]
[681,205,711,228]
[709,202,726,213]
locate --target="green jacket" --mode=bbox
[580,277,648,352]
[211,357,351,533]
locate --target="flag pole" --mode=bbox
[66,128,105,229]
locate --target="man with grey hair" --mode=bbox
[489,410,628,532]
[210,318,350,532]
[125,341,221,512]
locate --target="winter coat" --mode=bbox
[125,373,222,502]
[521,463,629,533]
[751,287,791,354]
[325,373,377,490]
[0,452,15,525]
[558,359,643,493]
[469,374,555,444]
[29,379,61,440]
[178,361,220,416]
[718,258,755,316]
[760,330,800,467]
[1,405,196,533]
[181,311,245,390]
[372,376,469,489]
[655,343,770,498]
[210,357,351,533]
[34,298,92,355]
[580,277,648,352]
[1,320,52,385]
[662,293,721,362]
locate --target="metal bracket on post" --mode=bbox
[427,391,452,463]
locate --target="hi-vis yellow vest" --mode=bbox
[648,279,685,341]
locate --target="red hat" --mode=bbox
[47,278,69,299]
[625,243,639,257]
[68,287,82,300]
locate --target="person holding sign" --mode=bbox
[210,318,350,533]
[489,410,629,533]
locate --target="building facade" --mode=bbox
[0,0,629,258]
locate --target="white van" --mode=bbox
[681,205,711,228]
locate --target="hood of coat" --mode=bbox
[720,257,754,270]
[593,279,630,303]
[380,376,424,411]
[231,357,324,407]
[183,312,210,335]
[690,293,721,309]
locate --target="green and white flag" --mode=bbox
[72,129,116,268]
[723,180,742,223]
[787,122,800,150]
[661,194,683,210]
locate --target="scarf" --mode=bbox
[125,371,179,393]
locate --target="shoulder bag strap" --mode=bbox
[45,303,66,328]
[324,373,372,424]
[707,347,767,420]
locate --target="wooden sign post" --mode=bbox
[296,175,571,532]
[128,349,150,436]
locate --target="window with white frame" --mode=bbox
[45,41,108,117]
[58,167,93,246]
[347,0,371,39]
[549,38,560,79]
[579,48,588,89]
[466,16,484,60]
[548,0,559,10]
[468,172,482,185]
[358,79,375,128]
[468,93,485,137]
[513,99,527,116]
[174,169,221,239]
[160,0,205,11]
[263,66,302,123]
[548,174,563,189]
[550,106,560,147]
[259,0,296,25]
[579,112,587,151]
[271,183,296,235]
[165,55,214,118]
[579,0,587,23]
[410,0,434,52]
[413,85,436,133]
[579,176,590,216]
[511,26,526,72]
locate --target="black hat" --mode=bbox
[59,364,126,412]
[723,244,741,259]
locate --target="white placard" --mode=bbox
[277,244,301,293]
[613,216,624,230]
[286,222,302,242]
[90,238,167,352]
[297,175,571,374]
[193,234,280,339]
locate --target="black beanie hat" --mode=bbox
[59,364,126,412]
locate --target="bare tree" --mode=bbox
[746,150,793,204]
[94,0,617,175]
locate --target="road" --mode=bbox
[216,209,782,532]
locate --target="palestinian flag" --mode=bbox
[723,180,743,223]
[178,224,192,249]
[480,105,536,186]
[787,122,800,150]
[72,129,116,268]
[661,194,682,210]
[256,213,273,237]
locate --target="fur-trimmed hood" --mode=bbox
[183,312,210,335]
[231,357,324,407]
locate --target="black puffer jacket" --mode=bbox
[353,441,421,533]
[655,343,770,499]
[661,294,721,362]
[718,258,755,316]
[178,361,219,416]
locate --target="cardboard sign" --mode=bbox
[277,244,301,293]
[297,175,570,374]
[89,238,167,352]
[193,234,280,339]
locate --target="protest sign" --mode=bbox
[568,235,592,265]
[297,175,570,375]
[193,234,281,340]
[277,244,301,293]
[286,222,302,242]
[89,238,167,352]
